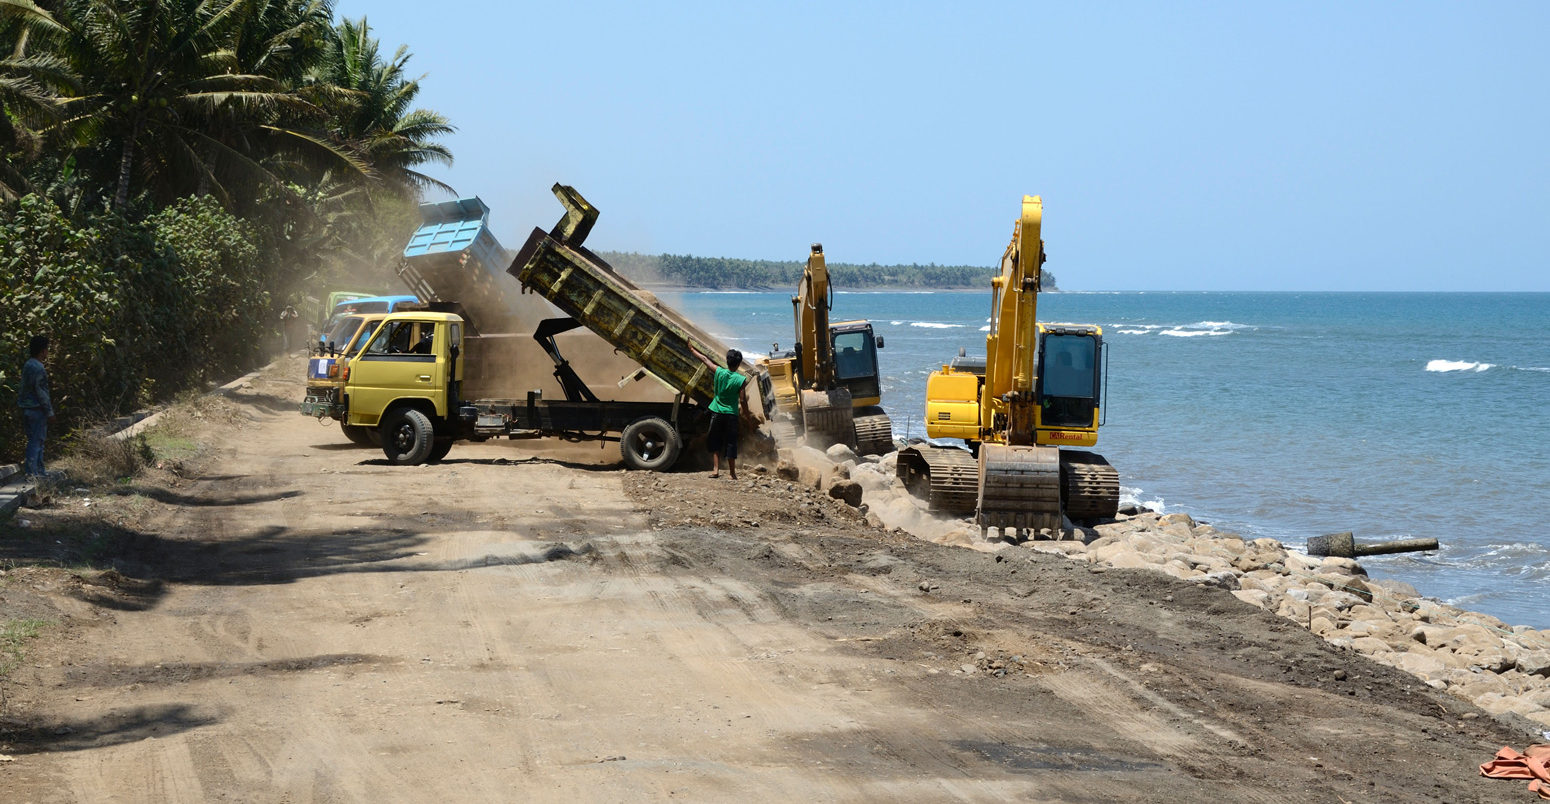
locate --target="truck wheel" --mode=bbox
[381,408,434,465]
[341,424,376,447]
[620,417,681,471]
[427,438,454,463]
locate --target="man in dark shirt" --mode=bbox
[18,334,54,477]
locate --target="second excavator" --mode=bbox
[896,195,1119,537]
[763,244,894,455]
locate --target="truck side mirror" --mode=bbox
[449,344,460,362]
[875,335,885,349]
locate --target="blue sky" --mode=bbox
[336,2,1548,291]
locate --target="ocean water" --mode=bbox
[668,290,1550,629]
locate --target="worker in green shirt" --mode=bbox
[690,345,748,479]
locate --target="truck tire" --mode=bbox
[381,408,434,465]
[620,417,681,472]
[341,424,376,447]
[427,437,454,463]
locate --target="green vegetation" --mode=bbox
[0,617,48,682]
[600,250,1058,291]
[0,1,454,460]
[55,428,155,486]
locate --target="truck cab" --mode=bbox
[301,312,391,445]
[338,311,464,464]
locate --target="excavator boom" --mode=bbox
[984,196,1045,445]
[795,245,834,389]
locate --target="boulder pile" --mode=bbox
[773,444,1550,732]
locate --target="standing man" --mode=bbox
[18,334,54,478]
[690,344,748,479]
[280,305,300,354]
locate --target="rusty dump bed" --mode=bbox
[508,184,773,418]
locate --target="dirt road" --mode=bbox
[0,359,1533,802]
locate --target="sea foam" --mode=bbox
[1158,320,1251,337]
[1426,360,1494,373]
[1160,328,1231,337]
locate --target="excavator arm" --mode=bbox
[793,243,834,389]
[789,243,856,445]
[983,195,1045,445]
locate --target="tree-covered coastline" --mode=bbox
[0,0,455,459]
[599,251,1059,291]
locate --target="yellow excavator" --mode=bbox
[763,244,894,455]
[896,195,1119,537]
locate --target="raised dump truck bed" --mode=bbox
[508,184,773,418]
[399,197,524,334]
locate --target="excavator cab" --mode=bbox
[1034,325,1103,438]
[830,322,883,406]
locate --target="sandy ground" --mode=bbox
[0,357,1537,802]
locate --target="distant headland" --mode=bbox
[599,250,1058,291]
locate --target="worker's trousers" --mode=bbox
[22,407,47,476]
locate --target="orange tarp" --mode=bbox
[1481,744,1550,800]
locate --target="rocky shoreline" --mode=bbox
[776,441,1550,737]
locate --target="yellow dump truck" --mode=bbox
[324,185,773,467]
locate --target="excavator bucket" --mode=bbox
[800,387,855,449]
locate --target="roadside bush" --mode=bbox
[54,431,156,487]
[0,195,275,463]
[0,196,126,453]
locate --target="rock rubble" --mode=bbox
[773,444,1550,733]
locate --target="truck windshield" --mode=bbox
[323,316,363,351]
[831,330,876,381]
[322,302,391,335]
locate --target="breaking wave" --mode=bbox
[909,322,965,329]
[1160,327,1232,337]
[1426,360,1494,373]
[1119,321,1254,338]
[1119,485,1166,514]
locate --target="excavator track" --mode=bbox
[896,445,978,514]
[1060,450,1120,522]
[801,388,856,449]
[976,444,1062,534]
[852,409,894,456]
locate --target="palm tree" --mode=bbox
[192,0,369,203]
[0,0,71,199]
[268,15,455,295]
[313,16,453,198]
[35,0,365,209]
